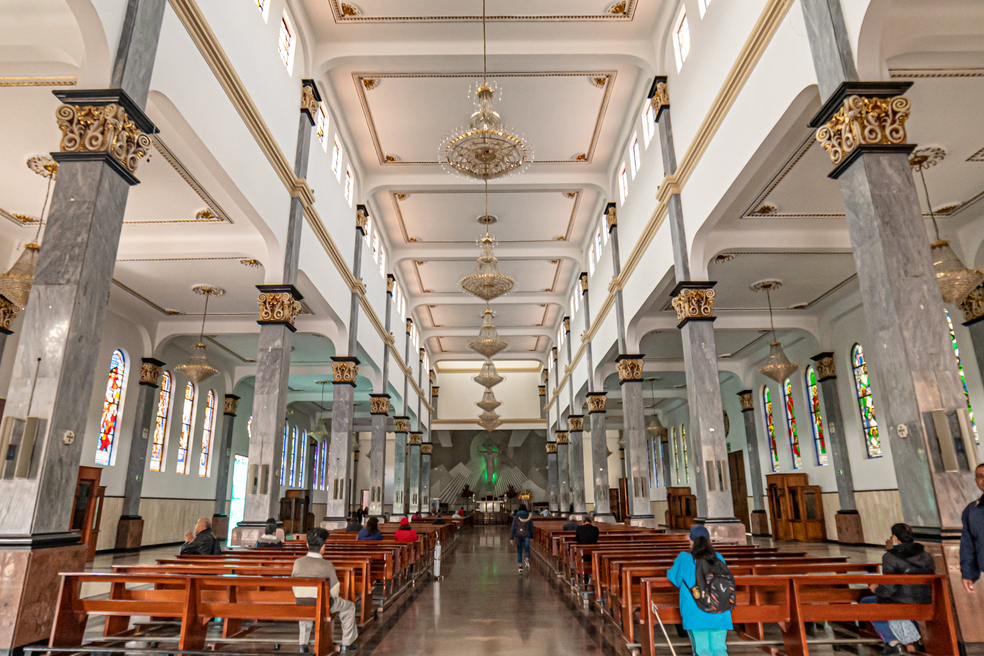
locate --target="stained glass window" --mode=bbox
[299,430,308,488]
[647,438,655,488]
[673,9,690,70]
[150,371,173,472]
[805,366,829,465]
[199,390,217,477]
[247,415,253,439]
[762,386,779,472]
[681,424,689,484]
[671,427,680,484]
[316,103,328,151]
[782,379,803,469]
[289,426,299,487]
[658,438,667,488]
[851,344,882,458]
[176,382,196,474]
[96,349,128,466]
[278,11,295,73]
[945,310,978,443]
[344,166,354,206]
[331,136,342,180]
[642,101,655,147]
[630,135,641,178]
[280,425,289,486]
[618,163,629,204]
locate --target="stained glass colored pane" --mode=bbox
[851,344,882,458]
[96,350,127,466]
[290,427,299,487]
[782,379,803,469]
[299,431,308,488]
[671,427,680,484]
[150,371,172,472]
[945,310,978,443]
[806,367,829,465]
[681,425,689,484]
[176,382,196,474]
[763,387,779,472]
[312,442,320,489]
[199,390,216,477]
[280,425,289,486]
[658,439,666,488]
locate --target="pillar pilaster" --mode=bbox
[322,357,359,527]
[556,430,571,513]
[587,393,613,521]
[392,416,410,517]
[0,298,19,373]
[408,432,422,514]
[368,394,389,516]
[738,390,768,535]
[422,379,437,512]
[542,373,559,513]
[210,394,240,539]
[617,355,656,526]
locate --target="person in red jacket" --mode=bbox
[395,517,418,542]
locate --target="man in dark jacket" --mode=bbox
[575,516,599,545]
[859,524,934,654]
[180,518,222,555]
[961,462,984,594]
[345,512,363,532]
[562,515,579,531]
[509,504,534,572]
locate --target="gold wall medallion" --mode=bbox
[816,95,910,165]
[258,291,302,326]
[586,393,607,413]
[671,288,716,323]
[331,360,359,384]
[616,358,644,382]
[56,103,152,174]
[139,362,163,386]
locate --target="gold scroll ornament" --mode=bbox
[816,95,910,165]
[56,103,152,174]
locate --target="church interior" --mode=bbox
[2,1,984,655]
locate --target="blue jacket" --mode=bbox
[510,511,533,540]
[666,552,733,631]
[357,528,383,541]
[961,495,984,581]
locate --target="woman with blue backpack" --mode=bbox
[509,504,534,572]
[666,525,735,656]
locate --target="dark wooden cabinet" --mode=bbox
[666,486,697,530]
[728,450,750,530]
[70,466,105,561]
[279,490,312,536]
[766,473,826,542]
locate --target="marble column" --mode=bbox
[0,2,165,651]
[737,391,768,536]
[542,377,559,513]
[617,357,656,526]
[606,204,628,355]
[810,353,864,543]
[392,416,410,517]
[116,358,165,549]
[556,430,571,513]
[408,431,422,513]
[568,414,587,516]
[323,358,358,527]
[421,378,436,512]
[211,394,240,539]
[588,393,613,520]
[652,79,743,541]
[801,0,983,638]
[368,395,389,517]
[237,82,319,542]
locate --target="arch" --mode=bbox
[150,370,174,472]
[804,365,828,466]
[850,343,882,458]
[96,348,129,466]
[761,385,779,473]
[176,381,198,474]
[199,389,218,476]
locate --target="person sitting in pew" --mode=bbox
[180,518,222,555]
[292,528,358,653]
[539,507,551,517]
[562,515,579,531]
[345,512,363,532]
[575,516,599,546]
[859,523,934,655]
[456,508,465,517]
[395,517,418,542]
[432,512,446,525]
[254,518,283,548]
[411,511,423,520]
[357,516,383,541]
[667,526,732,656]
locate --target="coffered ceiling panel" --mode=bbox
[328,0,638,23]
[384,188,592,244]
[203,333,336,365]
[436,335,542,353]
[406,258,564,294]
[640,329,773,360]
[429,303,547,328]
[354,72,615,165]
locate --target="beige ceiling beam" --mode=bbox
[544,0,796,414]
[407,292,563,311]
[420,326,554,339]
[390,243,584,264]
[167,0,435,414]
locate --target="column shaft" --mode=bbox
[619,358,655,526]
[408,434,421,514]
[323,363,357,526]
[557,433,571,513]
[213,395,240,517]
[120,358,164,518]
[568,416,587,515]
[588,394,612,519]
[368,396,389,517]
[738,391,769,536]
[392,417,409,517]
[543,380,559,512]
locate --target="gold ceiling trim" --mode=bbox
[889,67,984,78]
[144,136,231,225]
[354,72,615,166]
[743,132,984,220]
[116,255,248,262]
[329,0,636,23]
[0,75,77,87]
[432,418,547,426]
[389,188,581,244]
[967,147,984,163]
[435,362,542,374]
[0,208,38,227]
[112,279,177,315]
[205,335,256,363]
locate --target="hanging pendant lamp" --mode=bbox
[310,380,332,441]
[473,357,504,388]
[469,306,509,357]
[753,280,798,384]
[476,388,501,412]
[478,410,502,431]
[910,149,984,305]
[0,157,57,309]
[175,285,222,384]
[645,380,668,438]
[461,184,515,301]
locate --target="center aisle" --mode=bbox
[363,525,615,656]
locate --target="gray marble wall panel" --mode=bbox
[368,411,387,516]
[813,369,857,512]
[739,399,765,512]
[589,409,612,517]
[324,383,355,522]
[392,428,408,516]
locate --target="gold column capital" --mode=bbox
[579,272,589,293]
[555,432,569,445]
[356,205,369,233]
[300,81,321,123]
[432,385,440,398]
[650,76,669,118]
[386,273,395,294]
[138,358,165,387]
[737,390,754,412]
[55,93,154,181]
[605,202,617,231]
[960,285,984,325]
[563,316,571,333]
[586,392,607,413]
[331,357,360,386]
[670,282,716,327]
[370,394,390,415]
[811,352,837,381]
[257,284,303,331]
[394,417,411,433]
[408,432,423,446]
[421,444,433,455]
[224,394,241,416]
[546,443,558,454]
[615,355,644,384]
[568,416,584,432]
[0,296,19,332]
[538,385,546,397]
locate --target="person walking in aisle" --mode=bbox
[667,526,733,656]
[510,504,534,572]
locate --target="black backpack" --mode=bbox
[690,557,736,613]
[514,516,531,539]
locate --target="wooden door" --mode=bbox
[727,451,750,530]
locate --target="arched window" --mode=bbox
[805,366,829,465]
[96,349,129,466]
[782,379,803,469]
[176,382,197,474]
[290,426,299,487]
[851,344,882,458]
[762,386,779,472]
[280,425,289,486]
[945,310,978,443]
[670,426,680,484]
[247,415,253,439]
[199,390,217,477]
[312,440,320,490]
[299,430,308,488]
[150,371,173,472]
[681,424,689,484]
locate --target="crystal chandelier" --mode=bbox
[461,184,515,301]
[474,357,504,388]
[646,379,668,438]
[440,0,531,180]
[910,149,984,305]
[175,285,222,384]
[478,410,502,431]
[310,381,332,441]
[476,388,501,412]
[753,280,799,384]
[469,307,508,356]
[0,157,57,309]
